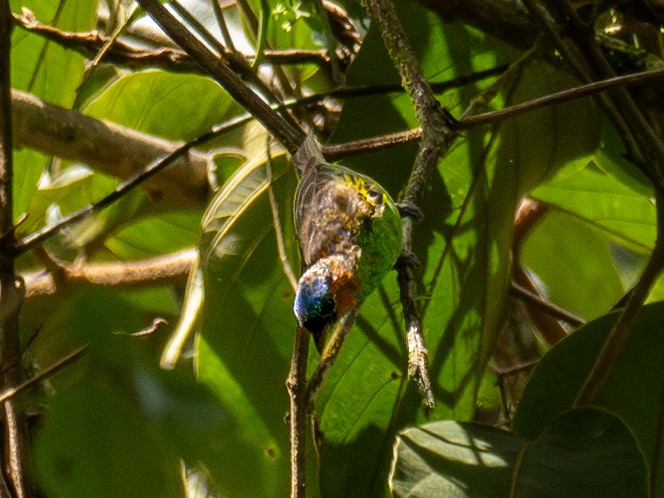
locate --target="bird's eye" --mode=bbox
[367,187,383,205]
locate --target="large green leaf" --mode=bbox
[11,0,98,105]
[521,210,625,320]
[530,159,656,254]
[33,290,228,498]
[194,151,299,497]
[513,301,664,496]
[390,408,647,498]
[84,70,241,141]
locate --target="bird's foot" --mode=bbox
[395,252,420,271]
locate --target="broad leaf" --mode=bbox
[390,408,647,498]
[513,301,664,496]
[521,211,625,320]
[35,386,183,498]
[84,70,241,141]
[195,151,299,497]
[34,290,227,498]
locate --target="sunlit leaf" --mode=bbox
[530,159,656,253]
[521,211,625,320]
[84,70,242,141]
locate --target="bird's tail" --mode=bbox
[294,134,325,175]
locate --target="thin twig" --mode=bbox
[460,66,664,129]
[575,191,664,406]
[0,346,87,405]
[509,281,584,327]
[211,0,236,53]
[266,141,298,291]
[304,310,357,405]
[286,324,310,498]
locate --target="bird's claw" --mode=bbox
[396,202,423,221]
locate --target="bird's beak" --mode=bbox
[313,330,326,354]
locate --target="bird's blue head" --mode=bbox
[294,263,337,351]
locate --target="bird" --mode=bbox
[293,136,402,352]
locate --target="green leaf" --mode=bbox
[105,209,200,259]
[33,289,228,498]
[245,0,319,52]
[530,159,656,253]
[513,301,664,496]
[194,151,299,498]
[390,408,647,498]
[10,0,99,219]
[496,60,601,195]
[84,70,242,141]
[521,210,625,320]
[10,0,99,220]
[11,0,98,105]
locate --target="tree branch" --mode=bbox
[0,2,32,495]
[12,90,210,207]
[13,9,335,71]
[23,248,196,298]
[286,324,309,498]
[361,0,459,409]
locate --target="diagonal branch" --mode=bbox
[135,0,305,154]
[12,90,211,207]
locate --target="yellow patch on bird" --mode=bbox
[342,173,386,212]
